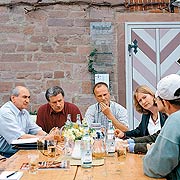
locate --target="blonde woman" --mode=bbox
[115,85,167,139]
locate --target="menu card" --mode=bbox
[21,160,70,170]
[11,138,39,144]
[11,138,39,150]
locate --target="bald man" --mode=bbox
[0,86,48,157]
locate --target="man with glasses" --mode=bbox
[84,82,129,131]
[36,86,82,133]
[143,74,180,180]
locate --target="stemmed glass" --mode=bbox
[37,128,63,158]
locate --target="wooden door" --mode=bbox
[125,22,180,129]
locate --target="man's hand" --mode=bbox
[44,127,64,142]
[147,143,154,150]
[99,102,112,117]
[50,127,64,142]
[99,102,128,132]
[0,155,6,162]
[114,129,125,138]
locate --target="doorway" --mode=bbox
[125,22,180,129]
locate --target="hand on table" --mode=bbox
[0,155,6,162]
[43,127,64,142]
[147,143,154,150]
[114,129,125,138]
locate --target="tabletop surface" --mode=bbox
[75,153,166,180]
[0,150,166,180]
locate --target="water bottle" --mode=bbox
[76,114,81,125]
[66,114,72,125]
[64,138,73,156]
[81,133,92,168]
[106,120,115,155]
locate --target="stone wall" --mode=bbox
[0,0,179,116]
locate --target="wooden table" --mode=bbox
[0,150,165,180]
[75,153,165,180]
[0,150,77,180]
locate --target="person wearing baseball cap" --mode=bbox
[155,73,180,101]
[143,74,180,180]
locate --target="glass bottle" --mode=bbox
[106,120,115,155]
[81,133,92,168]
[66,114,72,124]
[76,114,81,125]
[64,138,73,156]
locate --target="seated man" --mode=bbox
[143,74,180,179]
[36,86,82,133]
[85,82,129,131]
[0,86,51,158]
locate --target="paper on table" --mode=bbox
[11,138,39,145]
[0,171,23,180]
[20,160,70,170]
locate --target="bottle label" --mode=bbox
[81,150,92,166]
[82,150,92,160]
[106,139,115,153]
[83,162,92,165]
[81,134,92,167]
[107,134,114,139]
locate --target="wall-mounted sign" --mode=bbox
[95,74,109,88]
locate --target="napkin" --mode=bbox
[0,171,23,180]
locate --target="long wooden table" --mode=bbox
[0,150,77,180]
[75,154,166,180]
[0,150,165,180]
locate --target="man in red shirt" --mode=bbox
[36,86,82,133]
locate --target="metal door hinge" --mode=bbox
[128,39,138,56]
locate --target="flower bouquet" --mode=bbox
[62,119,96,141]
[61,119,96,159]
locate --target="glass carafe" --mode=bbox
[92,139,106,159]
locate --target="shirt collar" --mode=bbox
[9,101,26,116]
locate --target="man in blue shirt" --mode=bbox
[85,82,129,131]
[0,86,49,157]
[143,74,180,180]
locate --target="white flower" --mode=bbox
[62,119,96,141]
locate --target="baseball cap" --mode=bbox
[155,74,180,100]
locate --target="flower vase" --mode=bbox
[71,140,81,159]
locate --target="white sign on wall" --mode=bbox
[95,74,109,87]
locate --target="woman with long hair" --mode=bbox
[115,85,167,139]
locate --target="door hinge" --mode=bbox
[128,39,138,56]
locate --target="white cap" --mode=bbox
[155,74,180,100]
